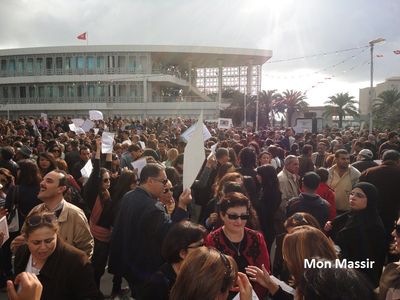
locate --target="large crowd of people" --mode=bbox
[0,114,400,299]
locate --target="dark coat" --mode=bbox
[14,238,103,300]
[330,182,386,287]
[286,193,330,228]
[142,263,176,300]
[359,161,400,232]
[351,159,378,173]
[108,187,172,282]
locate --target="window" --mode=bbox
[46,86,54,97]
[27,58,34,73]
[128,56,136,71]
[10,87,16,98]
[17,59,24,73]
[19,86,26,98]
[77,85,84,97]
[46,57,53,70]
[87,56,94,70]
[118,56,126,68]
[1,60,6,71]
[38,86,45,98]
[97,85,105,97]
[76,57,84,69]
[97,56,105,69]
[65,57,75,70]
[36,58,44,72]
[2,87,8,98]
[8,59,16,72]
[58,86,64,97]
[88,84,95,97]
[56,57,63,69]
[28,86,35,98]
[67,85,75,97]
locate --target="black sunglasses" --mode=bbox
[226,213,250,221]
[27,214,57,227]
[163,188,173,194]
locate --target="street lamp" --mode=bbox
[369,37,386,133]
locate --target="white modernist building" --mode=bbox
[0,45,272,119]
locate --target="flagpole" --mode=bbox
[87,31,88,46]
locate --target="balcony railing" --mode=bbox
[1,95,216,104]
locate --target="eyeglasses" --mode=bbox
[103,178,110,183]
[394,223,400,236]
[163,188,173,194]
[152,177,168,185]
[27,214,57,227]
[226,213,250,221]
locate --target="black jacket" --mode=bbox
[108,187,172,282]
[14,238,103,300]
[286,193,330,228]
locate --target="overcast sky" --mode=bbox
[1,0,399,106]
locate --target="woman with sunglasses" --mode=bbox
[83,137,113,289]
[142,221,206,299]
[47,145,62,160]
[205,192,270,299]
[325,182,386,288]
[13,211,103,300]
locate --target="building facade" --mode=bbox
[0,45,271,119]
[359,76,400,116]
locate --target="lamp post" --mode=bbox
[368,37,385,133]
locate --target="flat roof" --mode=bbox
[0,45,272,67]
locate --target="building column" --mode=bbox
[218,59,223,113]
[188,60,192,92]
[143,78,148,103]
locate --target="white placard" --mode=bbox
[89,110,103,121]
[69,124,77,132]
[80,159,93,180]
[207,143,217,159]
[93,128,100,135]
[101,132,115,154]
[81,119,95,132]
[218,118,233,129]
[40,113,47,120]
[0,216,9,246]
[183,113,206,189]
[131,158,147,178]
[75,128,85,135]
[139,141,146,150]
[293,118,313,134]
[181,123,211,143]
[72,118,85,127]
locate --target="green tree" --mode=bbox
[280,89,308,127]
[248,90,282,127]
[323,92,359,128]
[373,89,400,129]
[220,89,246,126]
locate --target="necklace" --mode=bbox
[228,239,242,257]
[223,229,244,257]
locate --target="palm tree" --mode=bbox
[373,89,400,128]
[323,92,359,128]
[280,89,308,127]
[248,90,282,128]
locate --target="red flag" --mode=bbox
[394,50,400,55]
[77,32,87,40]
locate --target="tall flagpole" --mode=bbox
[86,31,89,46]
